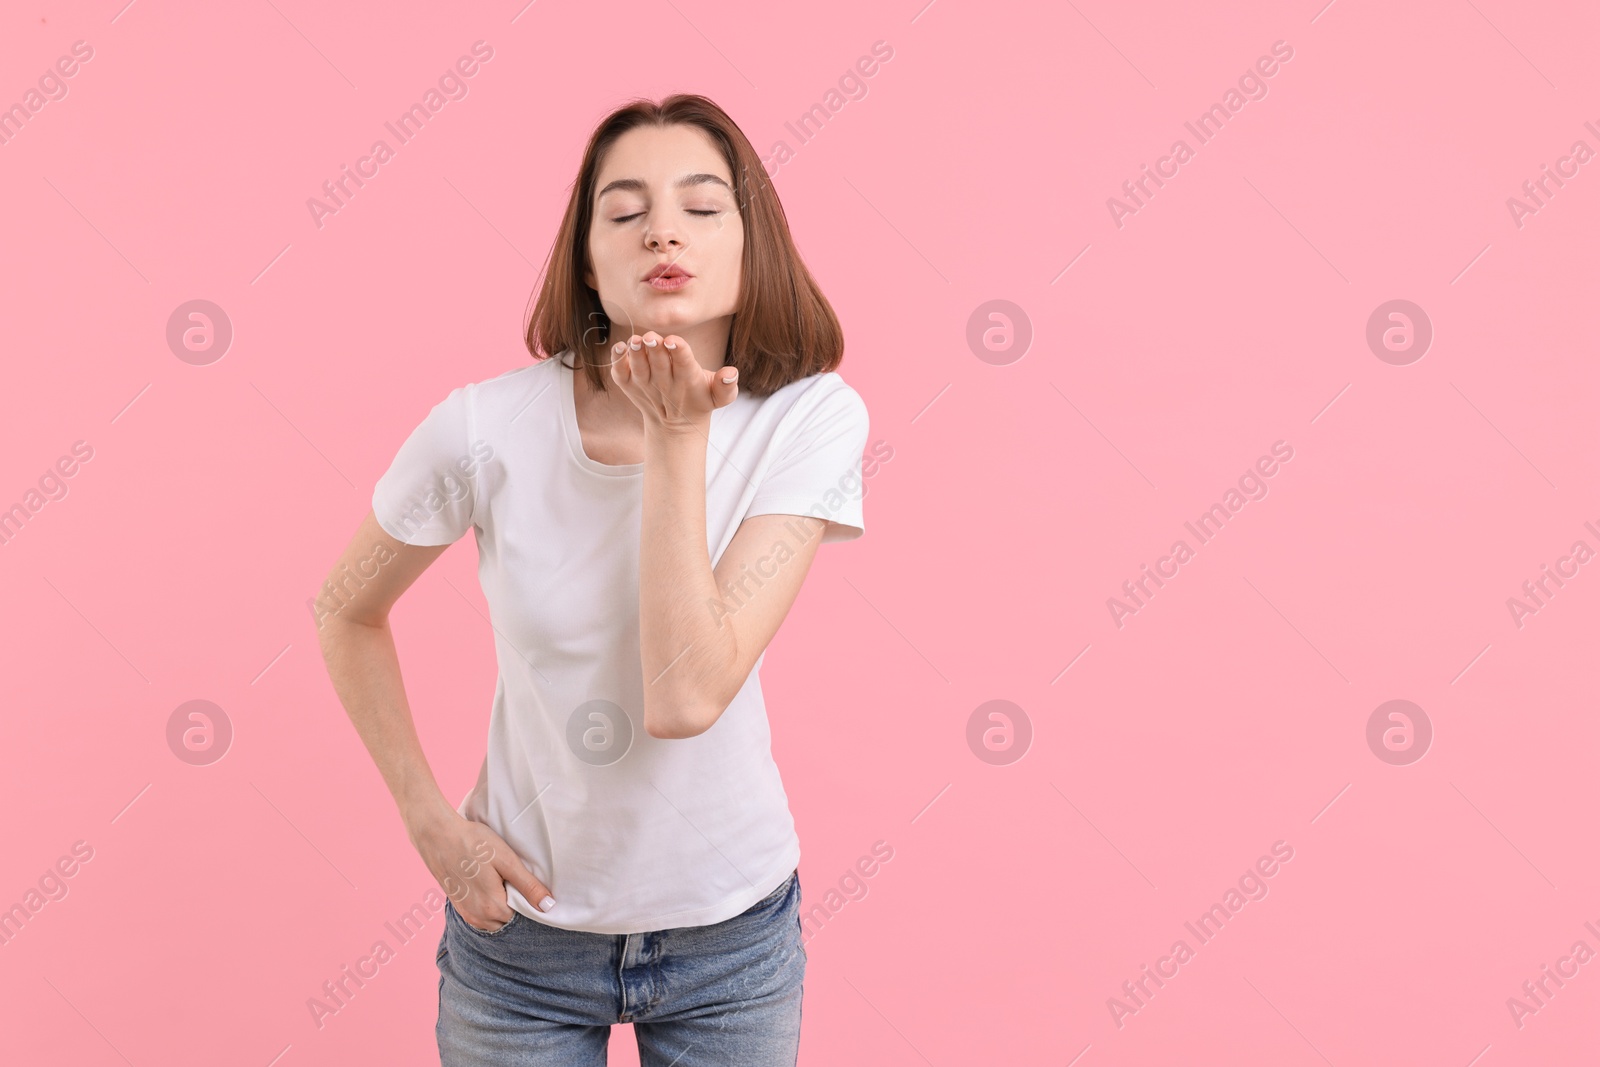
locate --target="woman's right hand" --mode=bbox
[408,807,555,931]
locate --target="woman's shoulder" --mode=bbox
[754,369,867,434]
[757,368,863,414]
[469,358,556,395]
[441,359,559,425]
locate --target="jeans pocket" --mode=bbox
[448,898,520,937]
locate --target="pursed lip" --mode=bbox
[644,263,691,281]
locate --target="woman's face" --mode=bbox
[583,123,744,347]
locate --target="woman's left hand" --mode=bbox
[608,332,739,433]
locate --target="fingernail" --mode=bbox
[538,896,555,911]
[721,372,737,383]
[664,341,676,349]
[630,341,641,350]
[645,338,657,347]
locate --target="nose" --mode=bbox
[643,211,683,251]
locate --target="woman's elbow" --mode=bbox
[644,700,724,740]
[645,719,699,740]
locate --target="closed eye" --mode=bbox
[611,209,722,223]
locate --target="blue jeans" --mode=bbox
[436,869,805,1066]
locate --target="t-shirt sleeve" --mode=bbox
[744,377,870,543]
[371,384,486,546]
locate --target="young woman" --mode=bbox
[315,94,870,1066]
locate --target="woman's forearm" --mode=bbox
[637,422,737,738]
[318,616,456,833]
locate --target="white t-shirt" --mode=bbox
[371,351,869,934]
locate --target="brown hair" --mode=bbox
[522,94,843,399]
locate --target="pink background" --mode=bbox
[3,0,1598,1063]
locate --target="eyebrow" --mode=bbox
[595,173,733,201]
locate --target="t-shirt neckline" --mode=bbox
[557,354,645,478]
